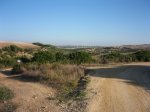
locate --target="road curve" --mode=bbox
[86,63,150,112]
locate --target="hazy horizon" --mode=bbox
[0,0,150,46]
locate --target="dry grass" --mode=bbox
[21,64,84,88]
[13,63,88,103]
[13,63,87,102]
[0,41,39,49]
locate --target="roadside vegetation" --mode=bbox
[1,43,150,104]
[12,63,89,102]
[0,85,17,112]
[0,43,90,104]
[0,85,14,101]
[99,51,150,64]
[10,61,89,112]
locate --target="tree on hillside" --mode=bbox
[55,52,65,62]
[32,51,55,63]
[69,51,92,64]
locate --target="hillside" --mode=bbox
[0,41,40,49]
[120,44,150,50]
[59,44,150,51]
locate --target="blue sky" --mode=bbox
[0,0,150,46]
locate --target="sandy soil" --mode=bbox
[0,69,61,112]
[0,41,39,49]
[86,63,150,112]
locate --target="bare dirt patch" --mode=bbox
[86,63,150,112]
[0,70,62,112]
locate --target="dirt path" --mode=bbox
[0,69,62,112]
[86,63,150,112]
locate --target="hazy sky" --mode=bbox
[0,0,150,46]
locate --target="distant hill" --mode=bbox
[59,44,150,50]
[120,44,150,50]
[1,41,150,50]
[0,41,40,49]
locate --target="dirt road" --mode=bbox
[86,63,150,112]
[0,69,61,112]
[1,63,150,112]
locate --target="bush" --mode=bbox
[134,51,150,62]
[32,50,93,65]
[19,56,31,63]
[0,58,16,67]
[69,51,92,64]
[0,86,14,100]
[21,63,86,101]
[2,45,22,53]
[21,64,84,88]
[32,51,55,63]
[101,52,137,63]
[12,64,24,74]
[55,52,65,62]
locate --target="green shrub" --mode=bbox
[134,51,150,62]
[12,64,24,74]
[19,56,31,63]
[2,45,22,53]
[101,52,137,63]
[32,51,55,63]
[31,50,93,65]
[69,51,92,64]
[0,86,14,100]
[0,58,16,67]
[55,52,66,62]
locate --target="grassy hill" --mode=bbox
[0,41,40,49]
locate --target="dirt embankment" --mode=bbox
[0,69,87,112]
[0,69,62,112]
[86,63,150,112]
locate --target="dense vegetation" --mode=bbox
[99,51,150,64]
[32,51,92,64]
[32,51,55,63]
[134,51,150,62]
[0,45,32,67]
[0,44,150,68]
[2,45,22,53]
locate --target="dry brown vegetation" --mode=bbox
[11,63,89,112]
[18,63,89,108]
[0,41,39,49]
[21,64,84,88]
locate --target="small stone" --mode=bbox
[3,101,7,104]
[41,106,47,109]
[33,95,38,99]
